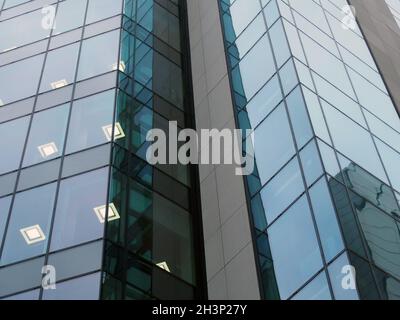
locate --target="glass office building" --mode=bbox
[0,0,204,300]
[218,0,400,299]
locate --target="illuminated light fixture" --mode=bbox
[156,262,171,273]
[102,122,125,141]
[93,203,120,224]
[3,46,17,52]
[20,225,46,245]
[111,61,126,72]
[38,142,58,158]
[0,99,4,107]
[50,79,68,89]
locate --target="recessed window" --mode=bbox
[66,90,115,154]
[20,225,46,245]
[93,203,120,223]
[50,80,68,90]
[37,142,58,158]
[102,122,125,141]
[50,168,108,252]
[0,182,56,266]
[23,104,69,167]
[111,61,125,72]
[156,261,170,273]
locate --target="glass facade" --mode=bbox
[220,0,400,300]
[0,0,204,300]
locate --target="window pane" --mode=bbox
[3,289,40,300]
[287,86,313,149]
[77,30,120,81]
[48,241,103,281]
[291,272,331,300]
[54,0,87,34]
[1,183,57,265]
[246,74,282,129]
[0,256,44,297]
[66,90,115,154]
[328,252,359,300]
[86,0,122,24]
[0,54,44,105]
[300,140,323,186]
[0,9,50,51]
[253,103,296,184]
[42,272,101,300]
[309,178,344,262]
[260,158,304,224]
[376,140,400,193]
[0,116,30,175]
[50,168,108,251]
[268,195,323,299]
[39,43,80,93]
[233,34,275,99]
[322,100,388,183]
[23,104,69,167]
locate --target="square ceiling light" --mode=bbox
[50,79,68,90]
[20,225,46,245]
[156,261,171,273]
[38,142,58,158]
[102,122,125,141]
[93,203,120,224]
[112,61,126,72]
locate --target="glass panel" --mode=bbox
[0,54,44,104]
[42,272,101,300]
[39,43,80,93]
[291,272,331,300]
[328,252,359,300]
[53,0,87,34]
[0,9,50,51]
[300,140,323,186]
[268,195,323,299]
[86,0,122,24]
[233,33,276,100]
[77,30,120,81]
[279,59,298,95]
[2,289,40,300]
[22,104,69,167]
[18,159,61,191]
[0,256,44,297]
[253,103,296,184]
[50,168,108,251]
[0,183,57,266]
[376,140,400,193]
[287,86,313,149]
[229,0,261,35]
[48,241,103,281]
[350,191,400,280]
[322,100,388,183]
[66,90,115,154]
[246,74,282,129]
[309,177,344,262]
[0,116,30,175]
[260,157,304,224]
